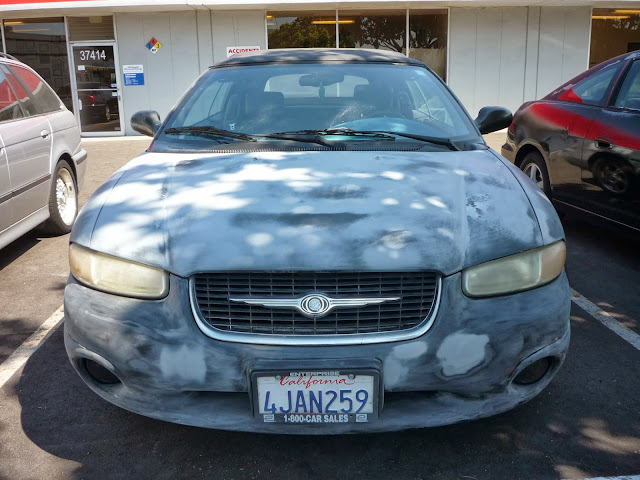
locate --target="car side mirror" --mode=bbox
[475,106,513,135]
[131,110,161,137]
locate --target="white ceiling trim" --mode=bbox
[2,0,640,15]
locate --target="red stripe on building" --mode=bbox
[0,0,97,5]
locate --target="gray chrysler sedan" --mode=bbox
[64,49,570,434]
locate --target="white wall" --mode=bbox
[116,11,202,135]
[115,10,266,134]
[210,11,267,64]
[449,6,591,117]
[536,7,592,98]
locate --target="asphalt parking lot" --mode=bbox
[0,135,638,480]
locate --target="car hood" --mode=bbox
[72,149,546,277]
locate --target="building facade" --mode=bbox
[1,1,639,136]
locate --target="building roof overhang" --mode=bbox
[3,0,640,17]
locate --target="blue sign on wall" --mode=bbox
[124,73,144,86]
[123,65,144,86]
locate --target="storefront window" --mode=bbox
[338,10,406,53]
[590,8,640,67]
[3,18,71,111]
[409,9,448,81]
[68,16,115,42]
[267,12,337,48]
[265,10,449,82]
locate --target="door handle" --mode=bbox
[41,130,50,139]
[595,137,612,149]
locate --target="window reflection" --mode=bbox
[409,10,448,81]
[267,12,337,48]
[0,71,23,122]
[3,18,71,111]
[265,9,450,83]
[590,8,640,67]
[338,10,406,53]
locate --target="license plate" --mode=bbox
[252,370,379,424]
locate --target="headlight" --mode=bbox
[462,241,566,298]
[69,243,169,299]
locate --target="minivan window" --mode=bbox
[8,65,63,114]
[0,71,23,122]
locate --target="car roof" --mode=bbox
[543,49,640,100]
[598,49,640,67]
[0,53,26,67]
[214,48,425,68]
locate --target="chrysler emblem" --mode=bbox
[229,293,400,318]
[300,294,331,316]
[308,298,322,311]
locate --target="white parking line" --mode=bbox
[571,288,640,352]
[563,476,640,480]
[0,305,64,389]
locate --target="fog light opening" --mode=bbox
[83,359,121,385]
[513,357,553,386]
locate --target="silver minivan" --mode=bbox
[0,53,86,250]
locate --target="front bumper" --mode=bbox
[64,272,571,434]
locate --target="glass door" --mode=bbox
[71,44,122,134]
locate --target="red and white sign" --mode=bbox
[226,46,260,58]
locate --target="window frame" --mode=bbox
[609,59,640,112]
[5,63,64,115]
[162,62,481,145]
[567,62,623,107]
[0,67,26,124]
[0,64,40,117]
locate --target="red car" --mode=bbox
[502,50,640,234]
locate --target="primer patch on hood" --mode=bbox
[78,150,543,276]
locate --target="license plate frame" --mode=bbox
[250,367,381,425]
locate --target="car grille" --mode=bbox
[191,271,439,336]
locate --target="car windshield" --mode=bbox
[158,63,481,151]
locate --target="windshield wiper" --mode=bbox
[163,126,257,143]
[270,128,458,150]
[271,128,396,141]
[367,131,458,151]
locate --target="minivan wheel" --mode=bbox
[520,151,551,197]
[43,160,78,235]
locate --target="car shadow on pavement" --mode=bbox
[0,318,37,363]
[10,309,640,480]
[0,232,40,271]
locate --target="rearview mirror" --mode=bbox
[299,72,345,87]
[475,106,513,135]
[131,110,161,137]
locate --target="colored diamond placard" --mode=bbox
[146,37,162,54]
